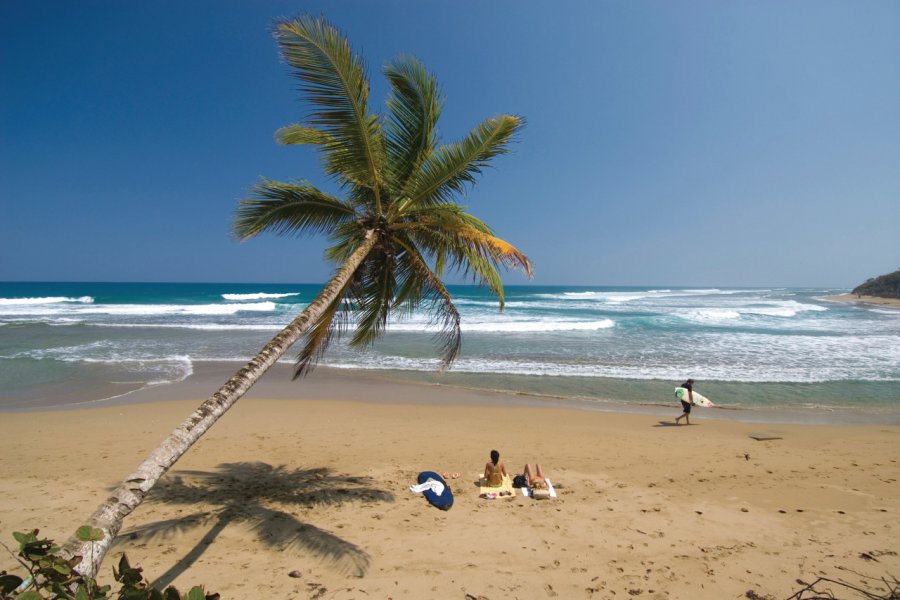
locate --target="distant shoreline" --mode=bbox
[822,294,900,309]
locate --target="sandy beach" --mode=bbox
[1,366,898,599]
[823,294,900,309]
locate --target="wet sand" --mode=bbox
[1,366,898,599]
[822,294,900,308]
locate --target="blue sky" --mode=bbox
[2,1,898,287]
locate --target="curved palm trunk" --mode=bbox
[62,231,377,578]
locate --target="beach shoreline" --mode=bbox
[4,284,898,422]
[1,384,897,599]
[822,293,900,308]
[8,361,900,426]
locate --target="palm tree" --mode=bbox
[62,15,531,577]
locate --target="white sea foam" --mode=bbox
[463,319,614,333]
[0,301,278,317]
[144,356,194,384]
[86,316,615,333]
[539,289,765,304]
[321,338,900,383]
[5,342,196,384]
[386,319,615,333]
[0,296,94,305]
[221,292,301,301]
[90,301,278,316]
[681,309,742,321]
[676,300,828,323]
[94,322,283,331]
[455,298,626,312]
[5,286,898,392]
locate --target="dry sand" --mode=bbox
[1,368,898,599]
[823,294,900,308]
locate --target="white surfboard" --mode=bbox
[675,387,714,407]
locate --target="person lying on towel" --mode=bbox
[484,449,508,486]
[524,463,552,498]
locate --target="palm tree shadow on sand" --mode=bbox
[112,462,394,587]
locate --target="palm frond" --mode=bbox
[274,17,385,203]
[398,204,533,280]
[401,114,523,207]
[275,123,335,146]
[400,217,531,309]
[348,247,396,349]
[234,179,358,240]
[323,221,371,265]
[294,284,354,378]
[384,55,442,194]
[455,225,533,278]
[390,236,461,368]
[440,235,507,307]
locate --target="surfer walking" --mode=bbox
[674,378,695,425]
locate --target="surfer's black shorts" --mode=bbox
[680,400,692,414]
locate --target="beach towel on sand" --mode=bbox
[478,474,515,499]
[521,479,557,499]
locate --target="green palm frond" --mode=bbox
[294,285,354,378]
[391,237,461,368]
[234,179,358,240]
[387,241,423,318]
[348,248,396,349]
[274,17,385,203]
[323,221,370,264]
[275,123,335,146]
[402,114,523,207]
[384,55,442,194]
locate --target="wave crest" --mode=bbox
[221,292,301,301]
[0,296,94,305]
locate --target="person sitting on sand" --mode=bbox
[484,449,507,486]
[523,463,548,490]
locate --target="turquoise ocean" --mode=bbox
[1,282,898,419]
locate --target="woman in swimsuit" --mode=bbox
[523,463,548,490]
[484,449,507,486]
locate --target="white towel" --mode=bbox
[409,478,445,496]
[521,479,556,498]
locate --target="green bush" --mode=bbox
[852,269,900,299]
[0,529,217,600]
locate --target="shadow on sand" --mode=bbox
[112,462,394,587]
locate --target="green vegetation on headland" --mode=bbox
[852,269,900,299]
